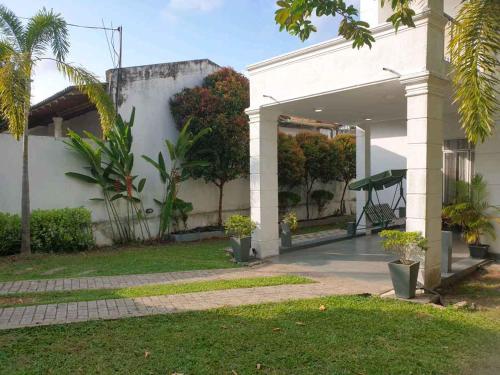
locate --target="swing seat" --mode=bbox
[365,203,397,227]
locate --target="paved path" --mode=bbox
[0,236,395,330]
[0,268,281,295]
[0,277,388,330]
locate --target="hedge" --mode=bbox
[0,208,94,256]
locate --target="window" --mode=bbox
[443,139,474,204]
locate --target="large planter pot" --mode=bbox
[280,223,292,248]
[230,236,251,262]
[388,260,420,299]
[468,244,489,259]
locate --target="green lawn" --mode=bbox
[0,276,314,308]
[0,296,498,374]
[0,240,235,282]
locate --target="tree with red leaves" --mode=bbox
[170,68,250,227]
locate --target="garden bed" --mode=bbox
[171,226,226,242]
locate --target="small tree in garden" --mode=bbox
[170,68,250,227]
[278,132,305,189]
[332,134,356,215]
[296,132,337,219]
[143,119,210,239]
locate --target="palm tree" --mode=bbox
[0,6,115,254]
[449,0,499,145]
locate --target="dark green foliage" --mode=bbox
[311,189,334,218]
[296,132,337,219]
[278,132,305,189]
[0,213,21,255]
[278,191,301,214]
[0,208,94,255]
[275,0,415,48]
[332,133,356,214]
[169,68,250,226]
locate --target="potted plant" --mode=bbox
[280,211,298,248]
[442,175,498,259]
[224,215,256,262]
[379,230,427,299]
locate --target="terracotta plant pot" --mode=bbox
[388,260,420,299]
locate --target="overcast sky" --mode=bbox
[4,0,358,103]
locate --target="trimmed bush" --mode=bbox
[0,208,94,255]
[0,213,21,256]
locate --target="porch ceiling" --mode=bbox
[268,80,457,126]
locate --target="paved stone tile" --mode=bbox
[0,279,389,330]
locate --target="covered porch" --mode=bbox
[246,1,452,288]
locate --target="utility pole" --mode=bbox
[115,25,123,112]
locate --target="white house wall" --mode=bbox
[0,60,254,245]
[248,17,434,111]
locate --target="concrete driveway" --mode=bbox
[258,235,395,295]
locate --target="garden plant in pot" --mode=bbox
[280,211,298,248]
[442,175,498,259]
[224,215,256,263]
[380,230,427,299]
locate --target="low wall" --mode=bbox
[0,134,251,245]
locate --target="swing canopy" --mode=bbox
[349,169,407,192]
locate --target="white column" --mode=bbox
[247,108,280,258]
[53,117,63,138]
[402,73,446,288]
[355,125,371,231]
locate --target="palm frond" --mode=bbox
[0,5,24,51]
[0,51,29,139]
[55,60,115,135]
[449,0,500,144]
[24,7,69,61]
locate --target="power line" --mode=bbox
[19,16,119,31]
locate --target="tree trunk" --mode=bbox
[305,179,312,220]
[217,181,225,227]
[20,84,31,255]
[340,180,349,215]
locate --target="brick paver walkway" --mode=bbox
[0,279,384,330]
[0,268,281,295]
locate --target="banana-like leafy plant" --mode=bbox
[65,108,151,243]
[143,119,210,239]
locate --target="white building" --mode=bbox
[0,60,251,244]
[246,0,499,287]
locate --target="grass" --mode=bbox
[0,275,314,308]
[0,295,498,374]
[0,240,235,282]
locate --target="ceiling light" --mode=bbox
[364,118,372,121]
[314,108,323,113]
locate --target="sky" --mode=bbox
[4,0,358,103]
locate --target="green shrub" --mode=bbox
[379,230,427,265]
[224,215,256,238]
[282,211,298,232]
[0,208,94,255]
[0,213,21,256]
[311,189,334,217]
[278,191,301,212]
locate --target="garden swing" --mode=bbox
[348,169,407,234]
